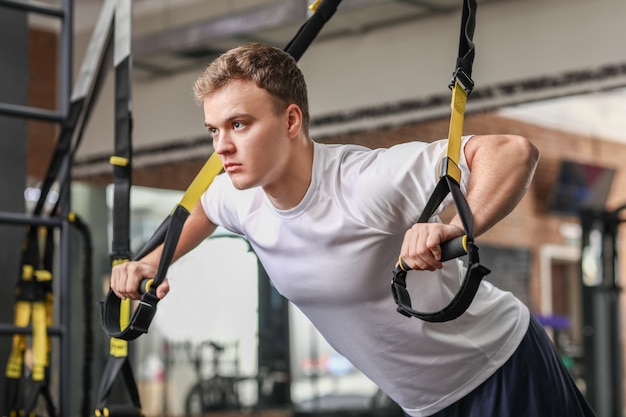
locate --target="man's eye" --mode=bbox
[233,121,244,129]
[209,127,218,134]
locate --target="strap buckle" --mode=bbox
[449,68,474,94]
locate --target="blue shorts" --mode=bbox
[407,315,596,417]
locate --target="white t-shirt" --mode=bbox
[201,138,529,416]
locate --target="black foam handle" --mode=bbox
[399,235,467,271]
[440,235,467,262]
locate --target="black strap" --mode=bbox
[391,176,490,322]
[23,380,57,417]
[284,0,341,61]
[95,356,142,413]
[101,205,188,340]
[455,0,476,81]
[448,0,476,93]
[94,2,145,417]
[100,0,344,342]
[391,0,490,322]
[110,56,133,262]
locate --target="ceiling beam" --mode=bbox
[131,0,440,59]
[132,0,308,58]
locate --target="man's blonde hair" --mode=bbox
[193,43,310,131]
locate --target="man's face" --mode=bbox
[203,79,291,190]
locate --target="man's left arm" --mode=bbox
[400,134,539,271]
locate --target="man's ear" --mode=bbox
[286,104,303,138]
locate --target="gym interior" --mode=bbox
[1,0,626,416]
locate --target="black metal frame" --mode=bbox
[0,1,120,416]
[0,2,72,416]
[579,206,625,416]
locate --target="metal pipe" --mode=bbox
[0,0,65,17]
[0,102,64,122]
[0,324,64,336]
[59,0,72,118]
[0,212,63,227]
[57,1,74,415]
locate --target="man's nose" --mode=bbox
[214,132,234,154]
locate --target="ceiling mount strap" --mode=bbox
[391,0,491,323]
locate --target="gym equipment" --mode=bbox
[390,0,491,322]
[0,0,103,415]
[579,206,625,416]
[93,2,146,417]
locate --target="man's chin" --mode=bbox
[229,176,255,191]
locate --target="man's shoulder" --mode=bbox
[314,141,371,155]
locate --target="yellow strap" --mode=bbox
[110,337,128,358]
[109,155,129,167]
[108,257,132,356]
[45,293,53,357]
[31,302,48,381]
[309,0,323,12]
[45,293,53,326]
[34,269,52,282]
[444,80,468,183]
[178,152,223,212]
[109,298,130,357]
[22,264,34,280]
[5,343,25,379]
[112,258,129,266]
[120,298,130,329]
[13,300,31,327]
[5,301,31,378]
[108,284,132,357]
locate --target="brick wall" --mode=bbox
[27,28,58,180]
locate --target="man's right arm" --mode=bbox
[110,201,217,300]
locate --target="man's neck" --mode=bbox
[264,138,314,210]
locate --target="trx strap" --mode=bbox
[2,228,35,417]
[94,1,144,417]
[391,0,491,322]
[100,0,343,342]
[2,227,56,417]
[22,226,56,417]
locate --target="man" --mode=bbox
[111,43,595,416]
